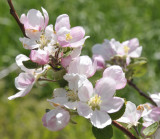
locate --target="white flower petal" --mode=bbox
[77,102,92,119]
[90,110,112,128]
[78,79,93,102]
[95,77,116,100]
[103,65,127,90]
[55,14,70,32]
[8,83,34,100]
[101,97,124,113]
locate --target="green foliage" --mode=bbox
[92,125,113,139]
[142,122,159,137]
[1,0,160,138]
[126,57,147,79]
[23,60,40,69]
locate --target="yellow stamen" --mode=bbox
[124,46,130,54]
[137,105,144,111]
[88,94,102,110]
[66,90,78,102]
[23,44,27,47]
[66,33,72,41]
[26,29,39,33]
[144,104,151,110]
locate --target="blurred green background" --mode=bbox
[1,0,160,138]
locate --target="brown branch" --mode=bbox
[112,121,137,139]
[127,80,157,106]
[7,0,27,37]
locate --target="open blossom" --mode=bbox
[42,107,70,131]
[102,65,127,90]
[77,77,124,128]
[8,72,35,100]
[92,38,142,65]
[117,101,151,127]
[30,49,49,65]
[20,7,49,39]
[67,56,96,78]
[8,54,50,100]
[55,14,89,48]
[20,25,57,51]
[142,93,160,127]
[143,104,160,127]
[48,74,87,110]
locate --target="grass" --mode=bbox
[0,0,160,138]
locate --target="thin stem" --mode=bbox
[7,0,27,37]
[38,78,57,83]
[112,121,137,139]
[127,80,157,106]
[133,126,140,137]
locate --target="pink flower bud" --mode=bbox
[42,107,70,131]
[92,55,105,70]
[30,49,49,65]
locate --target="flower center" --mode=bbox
[39,35,48,48]
[88,94,102,110]
[123,46,130,54]
[66,33,72,41]
[66,90,79,102]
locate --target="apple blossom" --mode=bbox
[20,7,49,39]
[117,101,151,128]
[30,49,49,65]
[8,72,35,100]
[143,104,160,127]
[102,65,127,90]
[19,25,57,51]
[92,38,142,66]
[67,56,96,78]
[42,107,70,131]
[55,14,89,48]
[77,77,124,128]
[48,74,87,110]
[8,54,51,100]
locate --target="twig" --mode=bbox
[38,78,57,83]
[7,0,27,37]
[127,80,157,106]
[112,121,137,139]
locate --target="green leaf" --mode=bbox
[109,101,126,120]
[23,60,40,69]
[62,47,72,57]
[52,69,66,80]
[126,57,147,78]
[142,122,159,137]
[92,125,113,139]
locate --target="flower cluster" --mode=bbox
[8,5,160,139]
[92,38,142,70]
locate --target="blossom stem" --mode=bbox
[38,78,57,82]
[133,126,140,137]
[112,121,137,139]
[7,0,27,37]
[127,80,157,106]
